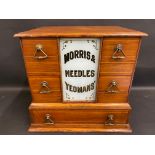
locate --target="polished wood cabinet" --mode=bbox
[14,26,147,132]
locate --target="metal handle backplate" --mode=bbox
[105,114,114,125]
[105,80,119,93]
[33,44,48,59]
[40,81,51,94]
[112,44,126,59]
[44,114,54,125]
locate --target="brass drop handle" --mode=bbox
[39,81,51,94]
[33,44,48,59]
[44,114,54,125]
[112,44,126,59]
[105,114,114,125]
[105,80,119,93]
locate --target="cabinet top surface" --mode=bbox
[14,26,148,38]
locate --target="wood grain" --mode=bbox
[14,26,148,38]
[22,38,58,56]
[28,76,61,92]
[101,37,140,62]
[23,58,60,73]
[31,91,62,103]
[97,93,128,103]
[30,108,130,124]
[31,92,128,103]
[98,75,132,92]
[29,123,132,133]
[99,63,134,75]
[30,102,131,110]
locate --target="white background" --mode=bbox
[0,0,154,19]
[0,0,154,155]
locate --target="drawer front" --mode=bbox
[28,76,61,92]
[22,38,58,56]
[31,92,127,103]
[100,63,134,75]
[97,93,128,103]
[31,91,62,102]
[29,76,62,102]
[30,109,129,124]
[101,38,140,62]
[98,76,131,92]
[24,57,60,75]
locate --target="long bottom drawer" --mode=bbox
[30,108,130,125]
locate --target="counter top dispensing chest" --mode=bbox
[15,26,147,132]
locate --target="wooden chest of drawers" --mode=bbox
[14,26,147,133]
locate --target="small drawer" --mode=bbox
[101,38,140,62]
[28,76,62,102]
[24,57,60,76]
[100,63,134,75]
[30,109,129,125]
[28,76,61,93]
[22,38,58,57]
[97,93,128,103]
[31,91,62,103]
[98,76,131,92]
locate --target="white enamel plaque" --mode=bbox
[60,38,100,102]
